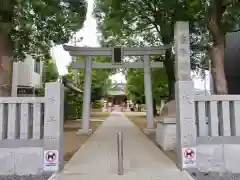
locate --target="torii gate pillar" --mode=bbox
[77,56,93,135]
[143,55,155,133]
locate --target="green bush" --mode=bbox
[64,93,83,120]
[92,100,102,109]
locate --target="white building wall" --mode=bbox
[13,55,43,88]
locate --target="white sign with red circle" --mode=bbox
[43,150,59,171]
[182,147,196,168]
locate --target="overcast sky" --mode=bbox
[51,0,210,91]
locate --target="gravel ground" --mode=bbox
[0,173,52,180]
[188,171,240,180]
[1,172,239,180]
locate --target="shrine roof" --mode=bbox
[107,83,126,96]
[107,90,126,96]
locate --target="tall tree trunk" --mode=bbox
[163,49,175,101]
[0,32,12,96]
[209,42,228,94]
[0,1,14,96]
[207,0,228,94]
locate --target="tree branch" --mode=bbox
[141,0,162,36]
[207,0,229,44]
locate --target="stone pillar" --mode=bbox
[126,100,131,112]
[44,82,64,172]
[102,100,107,112]
[174,21,197,169]
[11,62,18,97]
[159,100,165,114]
[136,104,139,111]
[77,56,93,134]
[143,55,155,132]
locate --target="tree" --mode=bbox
[91,57,112,101]
[185,0,240,94]
[37,58,59,96]
[66,56,112,101]
[63,63,83,120]
[0,0,87,96]
[42,59,59,84]
[63,55,112,119]
[205,0,240,94]
[94,0,205,100]
[95,0,240,95]
[125,66,168,116]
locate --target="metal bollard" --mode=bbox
[117,132,123,175]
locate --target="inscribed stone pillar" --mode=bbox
[143,55,155,131]
[174,21,197,169]
[77,56,93,134]
[44,82,64,172]
[174,22,191,81]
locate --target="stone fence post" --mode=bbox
[43,82,64,172]
[174,21,197,170]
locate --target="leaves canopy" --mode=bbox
[0,0,87,61]
[94,0,214,70]
[94,0,180,101]
[94,0,240,95]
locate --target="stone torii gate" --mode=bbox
[63,45,171,134]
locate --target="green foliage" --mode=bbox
[94,0,240,96]
[38,59,59,96]
[91,58,112,101]
[66,56,112,101]
[64,56,111,119]
[42,59,59,84]
[94,0,208,68]
[95,0,175,101]
[125,65,168,105]
[64,93,82,120]
[125,69,145,103]
[92,100,103,109]
[0,0,87,61]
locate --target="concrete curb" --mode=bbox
[47,173,56,180]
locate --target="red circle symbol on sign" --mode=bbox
[45,151,57,162]
[184,148,195,160]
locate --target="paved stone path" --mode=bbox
[51,112,193,180]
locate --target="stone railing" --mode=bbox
[195,95,240,138]
[0,82,64,175]
[156,95,240,173]
[194,95,240,173]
